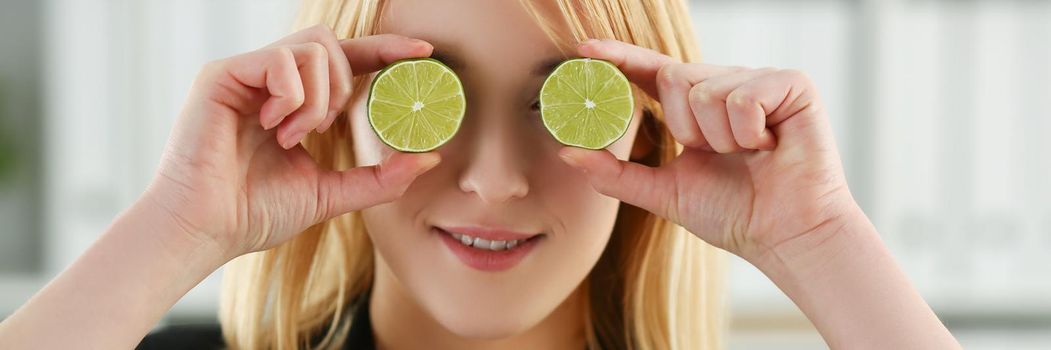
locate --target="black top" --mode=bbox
[136,295,374,350]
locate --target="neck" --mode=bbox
[369,256,587,350]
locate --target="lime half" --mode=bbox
[540,58,634,149]
[367,58,465,152]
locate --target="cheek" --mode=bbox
[533,156,621,266]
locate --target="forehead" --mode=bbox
[380,0,567,75]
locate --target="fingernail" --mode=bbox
[409,38,431,50]
[558,148,581,167]
[262,111,280,130]
[316,111,337,133]
[284,130,307,149]
[416,153,441,172]
[577,40,603,58]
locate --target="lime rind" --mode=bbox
[367,58,466,153]
[539,58,634,150]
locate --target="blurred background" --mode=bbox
[1,0,1049,348]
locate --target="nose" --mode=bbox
[457,119,530,204]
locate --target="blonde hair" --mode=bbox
[218,0,725,349]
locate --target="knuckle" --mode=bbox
[678,137,701,148]
[727,90,756,109]
[306,108,327,122]
[331,87,352,110]
[737,133,760,149]
[303,41,328,59]
[714,141,738,154]
[335,76,353,95]
[688,83,717,105]
[779,68,812,83]
[369,168,404,202]
[285,80,306,106]
[290,91,307,109]
[305,24,331,39]
[317,25,339,42]
[672,128,706,148]
[656,63,681,91]
[271,46,297,66]
[198,59,227,79]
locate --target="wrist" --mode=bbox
[738,204,959,348]
[745,203,879,279]
[126,193,233,271]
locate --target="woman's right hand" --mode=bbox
[143,25,441,260]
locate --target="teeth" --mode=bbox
[446,231,523,251]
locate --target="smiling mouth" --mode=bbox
[436,227,544,252]
[433,226,544,271]
[448,231,527,251]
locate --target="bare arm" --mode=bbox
[0,201,224,349]
[751,207,960,349]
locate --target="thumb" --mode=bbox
[558,147,668,217]
[317,151,441,220]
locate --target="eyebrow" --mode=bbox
[430,46,565,76]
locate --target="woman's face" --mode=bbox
[349,0,643,339]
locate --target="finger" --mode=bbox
[576,39,678,98]
[340,34,434,76]
[266,24,355,134]
[221,47,306,133]
[727,69,819,151]
[316,152,441,220]
[688,68,777,153]
[655,64,711,149]
[557,147,672,219]
[725,87,777,151]
[656,63,747,150]
[275,42,330,150]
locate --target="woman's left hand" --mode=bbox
[558,39,863,263]
[559,39,962,350]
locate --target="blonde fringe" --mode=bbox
[219,0,725,349]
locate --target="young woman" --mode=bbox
[0,0,961,349]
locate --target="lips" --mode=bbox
[447,231,523,251]
[434,226,544,272]
[439,226,542,241]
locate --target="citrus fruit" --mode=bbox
[367,58,465,152]
[539,58,634,149]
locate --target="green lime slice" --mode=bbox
[540,58,634,150]
[367,58,466,152]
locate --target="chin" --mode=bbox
[427,299,543,339]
